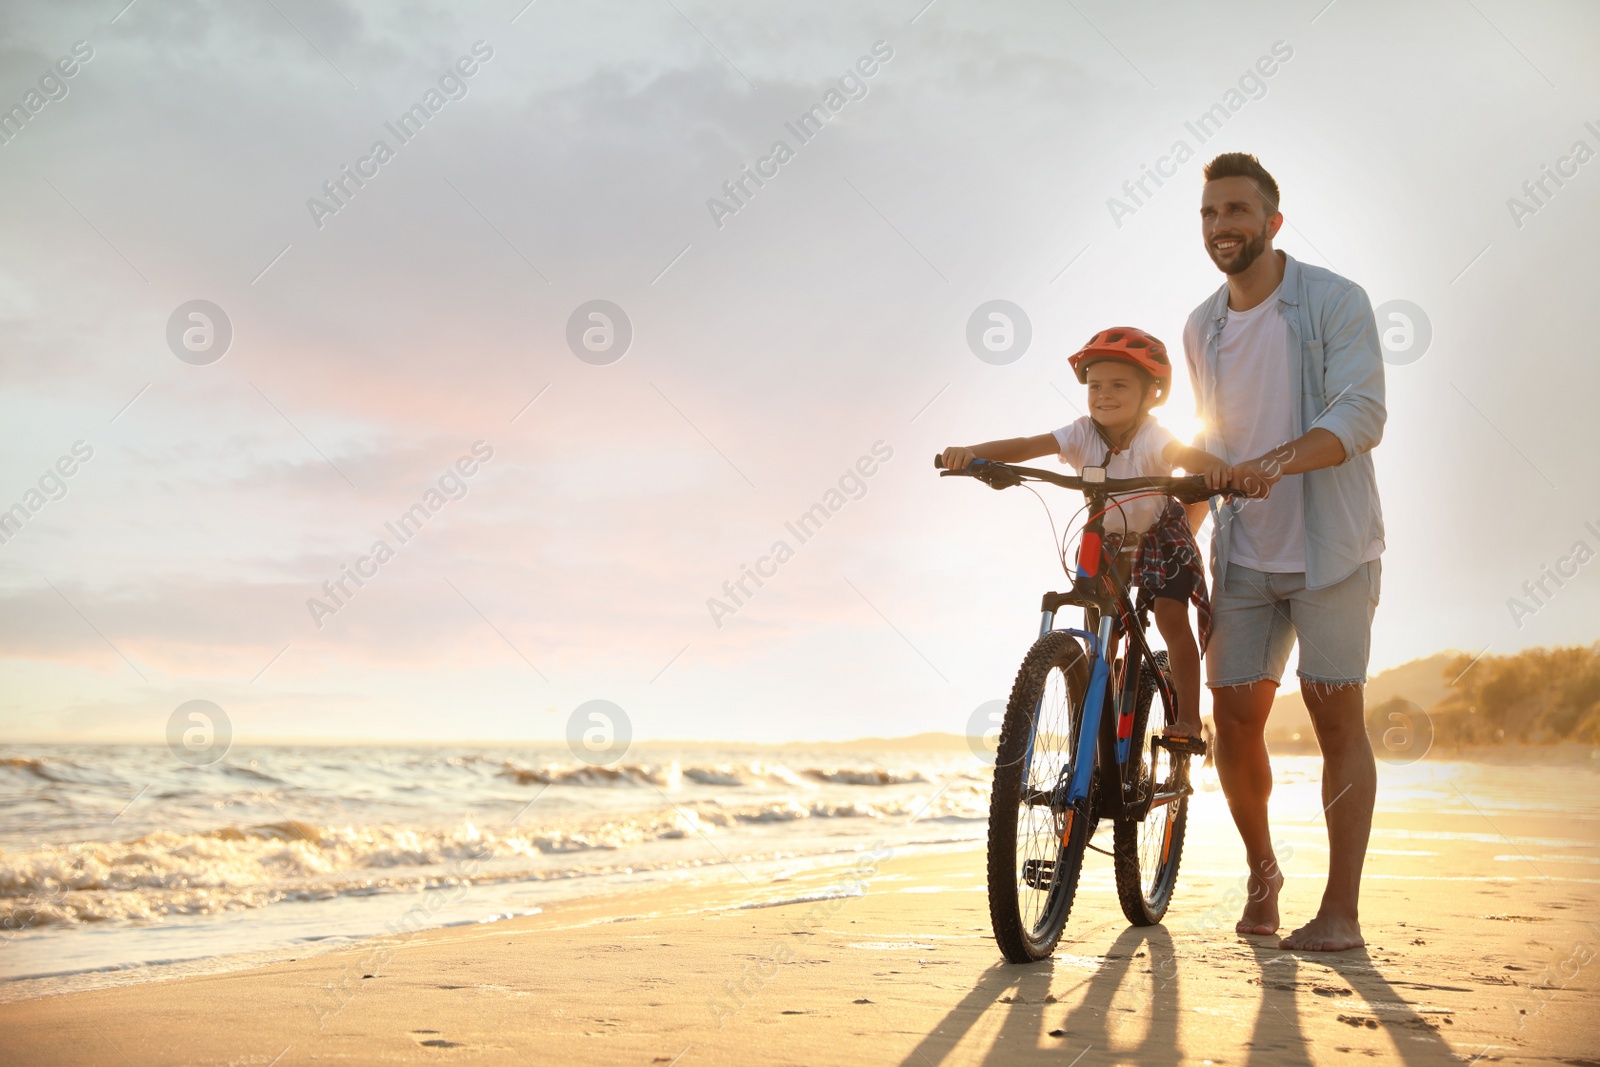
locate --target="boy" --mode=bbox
[939,327,1228,751]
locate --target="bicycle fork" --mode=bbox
[1026,612,1115,848]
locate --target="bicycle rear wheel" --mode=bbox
[1113,650,1190,925]
[987,630,1094,963]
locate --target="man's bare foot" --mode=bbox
[1235,866,1283,936]
[1279,912,1365,951]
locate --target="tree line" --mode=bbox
[1365,644,1600,748]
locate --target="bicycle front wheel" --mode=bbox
[1113,650,1190,925]
[987,630,1094,963]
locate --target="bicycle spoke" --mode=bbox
[1114,650,1190,926]
[1016,666,1073,933]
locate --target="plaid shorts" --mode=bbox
[1109,499,1212,651]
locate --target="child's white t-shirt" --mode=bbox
[1051,417,1177,536]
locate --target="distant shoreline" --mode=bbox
[1259,737,1600,764]
[6,734,1598,762]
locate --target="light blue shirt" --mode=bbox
[1182,252,1386,591]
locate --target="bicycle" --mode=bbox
[935,454,1234,963]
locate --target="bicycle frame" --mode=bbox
[1035,482,1185,827]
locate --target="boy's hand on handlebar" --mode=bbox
[1187,453,1231,491]
[1164,442,1231,491]
[940,446,980,471]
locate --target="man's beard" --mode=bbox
[1208,227,1269,275]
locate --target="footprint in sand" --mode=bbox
[410,1031,463,1048]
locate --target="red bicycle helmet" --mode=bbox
[1068,327,1172,406]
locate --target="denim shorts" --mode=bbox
[1205,560,1381,688]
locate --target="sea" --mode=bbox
[0,742,997,1000]
[4,743,1596,1002]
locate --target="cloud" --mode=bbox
[3,1,1598,740]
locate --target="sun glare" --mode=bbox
[1160,410,1206,446]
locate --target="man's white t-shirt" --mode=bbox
[1051,417,1176,537]
[1213,286,1307,572]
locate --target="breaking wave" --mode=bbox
[0,793,984,931]
[493,759,941,790]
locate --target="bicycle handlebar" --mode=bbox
[933,454,1237,504]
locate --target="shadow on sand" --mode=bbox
[1252,940,1467,1067]
[897,925,1466,1065]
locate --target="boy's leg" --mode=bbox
[1152,597,1201,733]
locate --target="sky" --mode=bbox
[1,0,1597,745]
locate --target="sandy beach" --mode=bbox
[4,757,1595,1066]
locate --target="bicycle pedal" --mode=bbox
[1021,858,1056,890]
[1152,734,1207,757]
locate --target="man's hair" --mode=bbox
[1203,152,1280,215]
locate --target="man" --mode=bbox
[1182,152,1385,952]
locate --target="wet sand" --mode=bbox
[4,761,1596,1065]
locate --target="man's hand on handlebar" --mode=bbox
[1226,455,1282,499]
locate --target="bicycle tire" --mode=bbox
[1112,650,1190,925]
[987,630,1095,963]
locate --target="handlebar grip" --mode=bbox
[1170,474,1241,503]
[933,454,946,469]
